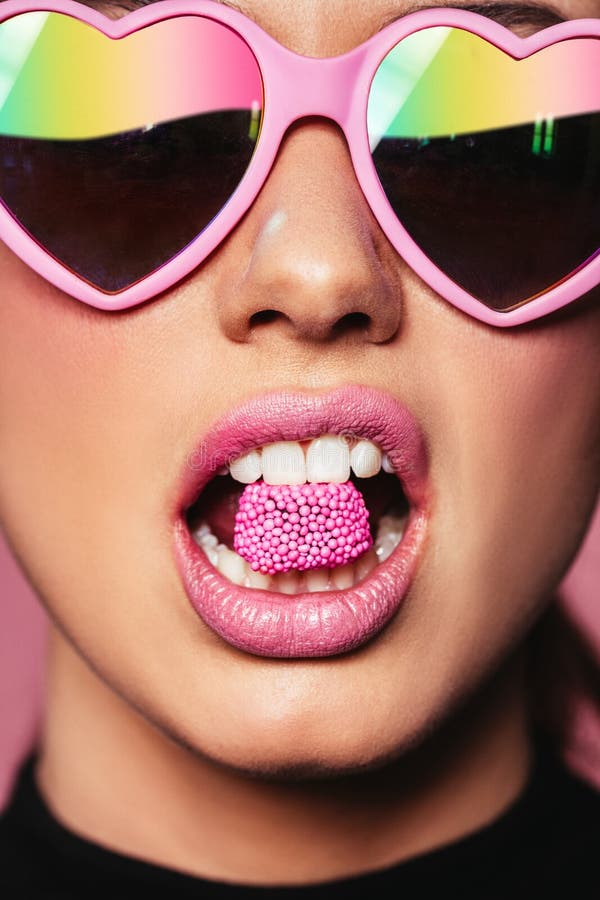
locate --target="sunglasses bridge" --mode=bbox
[259,44,366,135]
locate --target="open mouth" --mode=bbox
[184,435,411,594]
[173,386,430,658]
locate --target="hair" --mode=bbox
[526,597,600,766]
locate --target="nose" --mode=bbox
[214,120,403,345]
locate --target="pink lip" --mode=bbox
[172,385,432,658]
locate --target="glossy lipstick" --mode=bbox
[172,385,431,658]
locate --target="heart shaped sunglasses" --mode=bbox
[0,0,599,326]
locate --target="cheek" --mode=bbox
[0,259,169,578]
[452,313,600,549]
[421,305,600,656]
[0,272,111,542]
[0,257,220,621]
[0,265,80,534]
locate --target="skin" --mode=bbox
[1,0,600,886]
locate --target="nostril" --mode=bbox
[249,309,281,327]
[331,311,371,337]
[249,309,371,337]
[246,308,376,341]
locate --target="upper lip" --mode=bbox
[173,384,431,520]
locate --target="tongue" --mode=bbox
[194,475,246,547]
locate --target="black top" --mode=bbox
[1,737,599,898]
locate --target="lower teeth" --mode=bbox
[191,511,407,594]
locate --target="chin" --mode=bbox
[154,684,435,784]
[184,731,413,783]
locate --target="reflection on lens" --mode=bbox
[368,27,600,310]
[0,12,264,292]
[0,112,261,292]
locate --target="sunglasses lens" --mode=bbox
[368,28,600,311]
[0,12,263,293]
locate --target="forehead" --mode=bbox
[92,1,600,54]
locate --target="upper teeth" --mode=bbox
[227,435,391,484]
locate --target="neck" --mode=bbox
[36,625,533,886]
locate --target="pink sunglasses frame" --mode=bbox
[0,0,600,326]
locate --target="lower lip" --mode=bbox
[173,505,429,659]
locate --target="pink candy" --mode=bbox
[233,481,372,575]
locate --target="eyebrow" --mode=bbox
[394,2,566,29]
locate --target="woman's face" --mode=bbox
[1,0,599,777]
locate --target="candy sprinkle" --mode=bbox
[233,481,372,575]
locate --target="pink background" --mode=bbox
[1,496,599,808]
